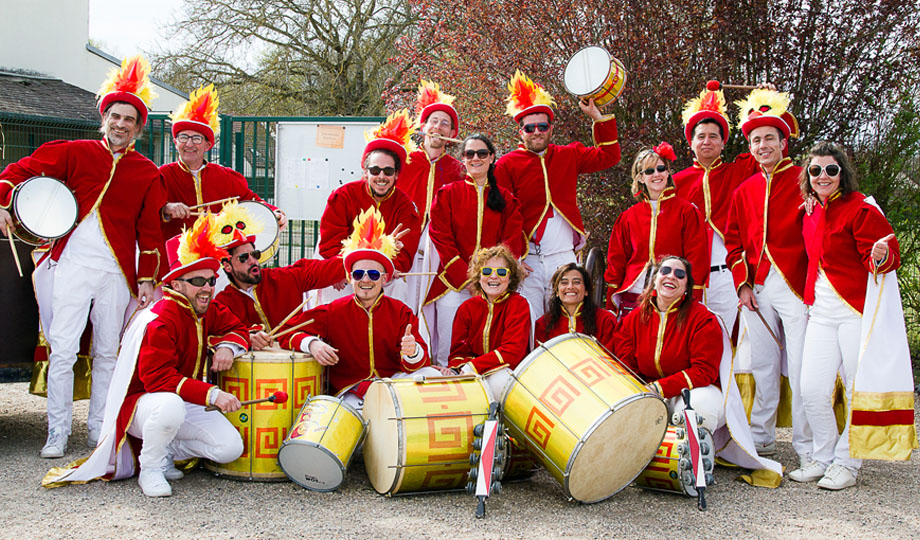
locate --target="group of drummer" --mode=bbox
[3,53,914,498]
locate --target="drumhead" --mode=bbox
[238,201,279,261]
[13,176,77,240]
[278,440,346,491]
[361,380,402,494]
[238,346,314,363]
[563,46,612,96]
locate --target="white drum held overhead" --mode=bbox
[563,46,628,107]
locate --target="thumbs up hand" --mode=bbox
[872,233,896,264]
[400,324,418,357]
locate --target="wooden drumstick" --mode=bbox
[204,390,288,412]
[270,318,315,340]
[425,132,463,144]
[188,196,240,210]
[752,306,784,350]
[6,225,22,278]
[721,84,757,90]
[267,298,311,337]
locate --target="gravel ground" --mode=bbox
[2,382,918,540]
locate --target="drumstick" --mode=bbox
[721,84,757,90]
[270,318,315,341]
[188,196,239,210]
[752,306,784,350]
[425,132,463,144]
[204,390,288,412]
[6,225,22,278]
[267,298,311,337]
[412,373,479,383]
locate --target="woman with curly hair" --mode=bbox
[534,263,617,351]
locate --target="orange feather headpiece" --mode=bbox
[171,84,221,142]
[163,214,228,283]
[681,80,731,144]
[415,80,459,130]
[363,109,418,168]
[505,70,556,123]
[340,207,400,281]
[97,55,157,125]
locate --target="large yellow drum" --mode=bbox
[501,333,668,503]
[278,395,366,491]
[363,375,493,495]
[205,347,324,480]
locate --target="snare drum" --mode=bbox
[563,46,628,107]
[239,200,279,263]
[363,376,493,495]
[501,333,667,503]
[634,425,715,497]
[9,176,78,245]
[205,347,324,481]
[278,395,366,491]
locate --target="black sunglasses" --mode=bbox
[232,249,261,264]
[643,165,668,176]
[367,166,396,176]
[464,149,491,159]
[808,164,841,178]
[176,276,217,287]
[522,122,551,134]
[659,266,687,279]
[352,269,383,281]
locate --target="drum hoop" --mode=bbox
[564,45,613,96]
[380,379,406,494]
[278,439,348,492]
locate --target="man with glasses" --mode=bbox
[495,71,620,321]
[159,85,285,241]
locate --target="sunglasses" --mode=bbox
[808,164,841,178]
[522,122,551,134]
[176,276,217,287]
[176,134,205,144]
[464,149,492,159]
[481,267,509,277]
[642,165,668,176]
[234,249,262,264]
[352,269,383,281]
[367,166,396,177]
[659,266,687,279]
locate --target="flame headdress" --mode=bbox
[735,88,799,140]
[505,70,556,123]
[681,80,731,144]
[213,200,265,250]
[171,84,221,142]
[340,207,400,281]
[362,109,418,168]
[97,55,157,125]
[163,214,228,282]
[415,79,459,130]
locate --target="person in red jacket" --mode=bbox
[424,134,526,366]
[0,56,166,458]
[791,142,902,490]
[449,245,531,397]
[604,142,708,316]
[495,71,621,322]
[535,263,617,352]
[724,88,811,461]
[159,84,284,241]
[398,81,465,312]
[614,256,724,432]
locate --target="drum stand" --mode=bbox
[467,402,503,518]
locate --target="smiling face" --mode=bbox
[691,122,724,165]
[808,155,841,202]
[221,242,262,287]
[479,255,511,302]
[423,110,455,151]
[654,259,688,309]
[462,139,494,181]
[350,259,386,307]
[749,125,787,171]
[171,268,216,315]
[102,102,143,152]
[363,151,398,200]
[556,269,586,309]
[637,156,670,200]
[174,129,214,169]
[518,112,553,153]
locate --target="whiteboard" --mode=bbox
[275,120,380,221]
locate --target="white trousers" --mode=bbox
[704,267,739,332]
[405,226,439,315]
[127,393,243,471]
[666,385,724,433]
[433,289,472,366]
[520,249,575,323]
[800,278,862,472]
[741,267,812,457]
[46,258,131,435]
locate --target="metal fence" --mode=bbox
[0,112,100,169]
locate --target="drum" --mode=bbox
[501,333,667,503]
[9,176,77,245]
[239,200,279,263]
[500,434,541,482]
[363,375,493,495]
[204,347,324,481]
[278,395,366,491]
[563,46,627,107]
[634,425,715,497]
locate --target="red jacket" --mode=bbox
[449,292,531,375]
[802,191,900,313]
[279,294,429,396]
[425,178,526,303]
[495,116,621,248]
[396,150,464,229]
[0,139,165,292]
[159,161,277,241]
[724,159,807,297]
[673,154,758,241]
[534,303,618,352]
[213,257,345,330]
[604,187,708,305]
[318,180,421,273]
[614,301,721,399]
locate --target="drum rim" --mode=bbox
[278,439,348,491]
[202,460,289,481]
[363,379,406,495]
[563,45,613,96]
[11,176,78,243]
[238,200,280,262]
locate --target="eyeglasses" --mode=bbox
[481,267,509,277]
[352,269,383,281]
[659,266,687,279]
[367,166,396,177]
[176,276,217,287]
[808,164,841,178]
[522,122,551,134]
[642,165,668,176]
[464,149,491,159]
[176,134,205,144]
[235,249,262,264]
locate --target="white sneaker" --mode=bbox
[817,464,857,490]
[164,459,184,481]
[754,440,776,456]
[789,460,827,483]
[40,428,68,458]
[138,469,172,497]
[87,428,101,449]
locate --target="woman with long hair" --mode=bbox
[534,263,617,351]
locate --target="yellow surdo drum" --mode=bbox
[205,347,323,480]
[278,395,366,491]
[634,424,715,497]
[562,46,628,107]
[363,375,493,495]
[501,333,668,503]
